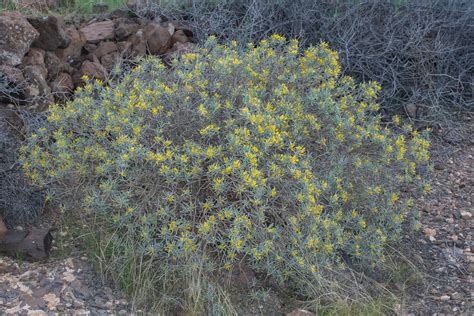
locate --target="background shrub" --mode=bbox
[158,0,473,137]
[21,36,430,312]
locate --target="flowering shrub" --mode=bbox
[20,35,430,307]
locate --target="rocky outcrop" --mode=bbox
[0,11,194,110]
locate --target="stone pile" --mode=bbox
[0,10,194,110]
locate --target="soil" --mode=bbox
[0,140,472,315]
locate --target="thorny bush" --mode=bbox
[20,36,431,310]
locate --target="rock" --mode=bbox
[79,59,108,82]
[50,72,74,100]
[451,292,461,300]
[171,30,189,45]
[80,21,115,44]
[114,20,141,41]
[44,51,73,82]
[117,41,132,56]
[22,48,46,67]
[28,16,70,51]
[93,42,118,59]
[0,12,39,66]
[22,65,54,110]
[287,309,315,316]
[0,65,24,85]
[55,27,87,65]
[460,210,472,219]
[101,52,120,72]
[423,227,437,237]
[129,30,147,57]
[439,295,450,301]
[143,23,172,55]
[169,20,194,38]
[163,42,193,65]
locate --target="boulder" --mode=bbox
[0,12,39,66]
[143,23,172,55]
[22,48,46,66]
[22,65,54,110]
[163,42,194,66]
[129,29,147,57]
[28,16,70,51]
[171,30,189,45]
[44,51,73,82]
[114,19,141,41]
[101,52,120,72]
[80,20,115,44]
[93,41,118,59]
[55,27,87,65]
[79,59,108,82]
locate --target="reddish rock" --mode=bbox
[80,20,115,44]
[114,20,141,41]
[79,59,108,82]
[22,65,54,110]
[129,30,147,57]
[164,42,194,65]
[22,48,45,66]
[117,41,133,56]
[101,52,120,72]
[171,30,189,45]
[143,23,172,55]
[55,27,87,64]
[28,16,70,51]
[0,12,39,66]
[93,41,118,59]
[44,51,73,81]
[169,20,194,38]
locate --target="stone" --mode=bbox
[127,0,151,11]
[129,30,147,57]
[22,65,53,110]
[460,210,472,219]
[79,59,108,82]
[163,42,193,65]
[55,27,87,65]
[0,12,39,66]
[171,30,189,45]
[143,23,172,55]
[114,20,141,41]
[101,52,120,73]
[423,227,437,237]
[93,41,118,59]
[80,21,115,44]
[44,51,73,82]
[22,48,46,67]
[28,16,70,51]
[439,295,450,301]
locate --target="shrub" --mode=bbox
[20,36,430,312]
[159,0,473,135]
